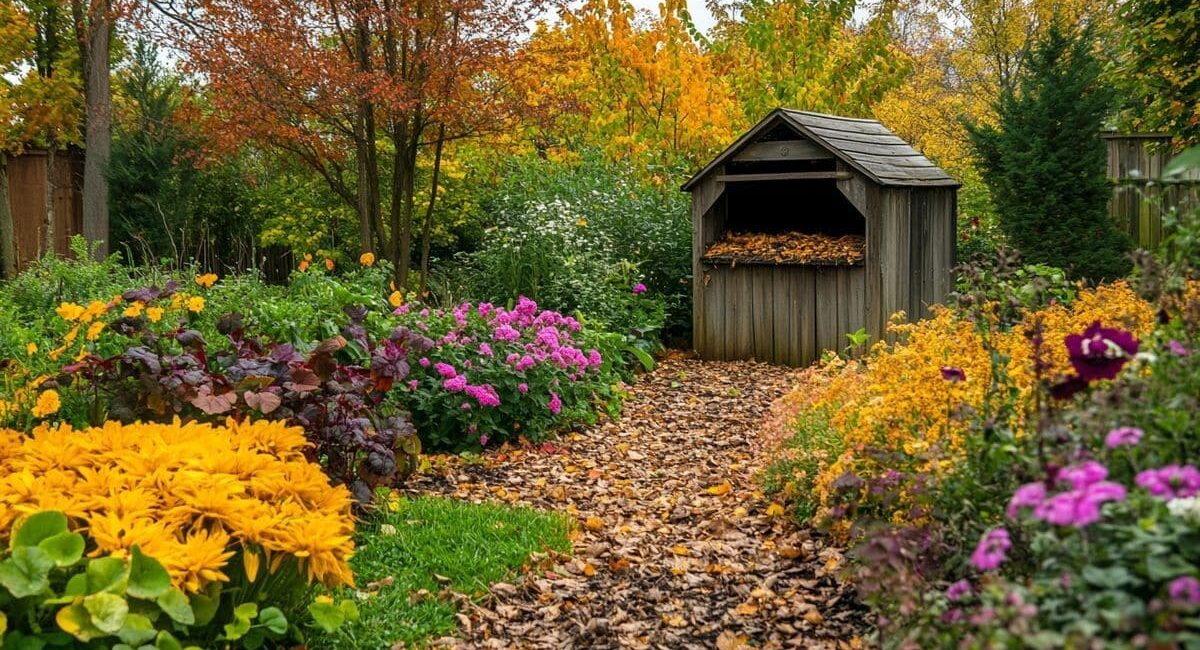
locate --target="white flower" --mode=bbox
[1168,496,1200,524]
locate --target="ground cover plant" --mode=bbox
[314,495,571,649]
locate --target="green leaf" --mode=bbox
[127,547,170,599]
[56,602,106,642]
[625,346,655,372]
[87,557,129,594]
[117,613,158,646]
[155,589,195,625]
[155,630,183,650]
[83,592,130,634]
[38,532,85,567]
[12,512,69,549]
[1164,145,1200,178]
[2,630,49,650]
[258,607,288,635]
[188,583,222,626]
[308,600,345,633]
[241,629,266,650]
[1146,555,1196,581]
[0,546,55,598]
[339,599,360,623]
[223,603,257,640]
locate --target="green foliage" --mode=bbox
[967,24,1131,281]
[1113,0,1200,144]
[313,496,570,649]
[760,408,846,521]
[461,151,689,341]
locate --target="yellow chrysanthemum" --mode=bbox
[86,321,105,342]
[359,252,375,267]
[80,300,108,323]
[195,273,218,288]
[146,307,164,323]
[56,302,85,322]
[25,342,36,356]
[123,301,145,318]
[30,390,60,418]
[388,291,404,308]
[187,296,206,313]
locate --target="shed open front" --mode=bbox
[684,109,959,367]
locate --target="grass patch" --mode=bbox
[313,496,571,649]
[760,407,845,521]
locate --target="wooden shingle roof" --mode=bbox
[682,108,960,190]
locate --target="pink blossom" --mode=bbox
[1034,481,1126,527]
[435,362,457,379]
[548,391,562,415]
[1137,465,1200,500]
[518,383,529,393]
[1007,482,1047,519]
[394,304,411,315]
[493,325,521,342]
[419,308,430,317]
[1169,576,1200,606]
[632,283,647,295]
[946,579,972,602]
[480,434,489,446]
[408,380,419,390]
[1105,426,1143,448]
[515,355,536,372]
[465,383,501,407]
[443,375,468,392]
[419,357,431,367]
[478,342,494,357]
[970,528,1010,571]
[1060,461,1108,490]
[1168,340,1190,357]
[478,303,494,318]
[536,326,561,349]
[588,349,602,367]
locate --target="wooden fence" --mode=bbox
[3,148,85,274]
[1105,133,1200,249]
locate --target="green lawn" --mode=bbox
[313,496,571,649]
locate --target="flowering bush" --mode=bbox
[388,297,625,449]
[0,419,357,646]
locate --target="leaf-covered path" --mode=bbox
[408,357,863,649]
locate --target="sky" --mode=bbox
[628,0,718,32]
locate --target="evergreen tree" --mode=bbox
[967,24,1131,281]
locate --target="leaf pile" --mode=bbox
[406,355,865,649]
[703,232,865,266]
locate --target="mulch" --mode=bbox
[404,355,866,649]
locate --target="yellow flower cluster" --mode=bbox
[0,418,355,594]
[777,282,1156,526]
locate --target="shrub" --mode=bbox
[387,297,626,449]
[461,151,689,341]
[966,24,1131,281]
[0,419,357,647]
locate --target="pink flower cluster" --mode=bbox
[1136,465,1200,500]
[1007,461,1127,528]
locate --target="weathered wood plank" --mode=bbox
[704,265,726,360]
[796,268,816,365]
[772,266,794,365]
[731,270,755,360]
[835,163,870,217]
[814,269,840,356]
[752,267,774,361]
[715,171,853,183]
[731,139,833,163]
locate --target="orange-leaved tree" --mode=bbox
[174,0,540,286]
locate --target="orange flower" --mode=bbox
[299,259,311,272]
[324,258,335,271]
[195,273,219,288]
[31,390,60,418]
[359,252,375,267]
[388,291,404,308]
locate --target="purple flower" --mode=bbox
[518,382,529,393]
[548,391,562,415]
[480,433,489,446]
[1007,482,1047,519]
[493,325,521,342]
[515,355,536,372]
[535,326,561,350]
[1060,461,1109,490]
[1105,426,1143,448]
[941,608,964,624]
[1168,340,1191,357]
[940,366,966,382]
[1169,576,1200,606]
[632,283,647,295]
[419,308,430,317]
[435,362,458,379]
[1049,375,1088,400]
[408,379,419,390]
[394,304,411,315]
[587,349,602,367]
[465,383,501,407]
[946,579,972,602]
[1065,321,1138,382]
[478,342,494,357]
[442,375,468,392]
[970,528,1010,571]
[1137,465,1200,500]
[418,357,431,367]
[1034,481,1127,527]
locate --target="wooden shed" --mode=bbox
[3,148,85,274]
[683,109,959,366]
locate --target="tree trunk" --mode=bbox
[0,153,15,278]
[417,125,446,296]
[81,0,112,259]
[44,144,57,255]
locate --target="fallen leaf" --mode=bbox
[766,503,787,517]
[584,516,604,532]
[705,481,732,496]
[582,563,596,577]
[669,544,689,556]
[734,601,759,616]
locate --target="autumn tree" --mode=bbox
[174,0,539,287]
[1115,0,1199,143]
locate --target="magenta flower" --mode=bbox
[1034,481,1127,527]
[465,383,501,407]
[518,382,529,393]
[1007,482,1047,519]
[1169,576,1200,606]
[1065,321,1138,382]
[1060,461,1108,490]
[442,375,468,392]
[940,366,966,382]
[548,391,562,415]
[1105,426,1143,448]
[480,433,489,446]
[587,349,602,367]
[418,357,431,367]
[632,283,647,295]
[515,355,536,372]
[946,579,972,602]
[478,342,494,357]
[394,304,411,315]
[493,324,520,342]
[1136,465,1200,500]
[408,379,419,390]
[970,528,1010,571]
[1049,375,1088,400]
[535,326,561,350]
[1167,340,1190,357]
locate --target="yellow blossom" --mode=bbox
[195,273,219,288]
[123,302,145,318]
[146,307,164,323]
[56,302,85,322]
[31,390,60,418]
[388,291,404,308]
[187,296,206,313]
[25,342,36,356]
[86,321,105,342]
[80,301,108,323]
[359,252,375,267]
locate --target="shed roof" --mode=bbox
[682,108,960,190]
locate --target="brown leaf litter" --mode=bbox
[404,356,866,649]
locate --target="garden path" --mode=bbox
[408,356,863,649]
